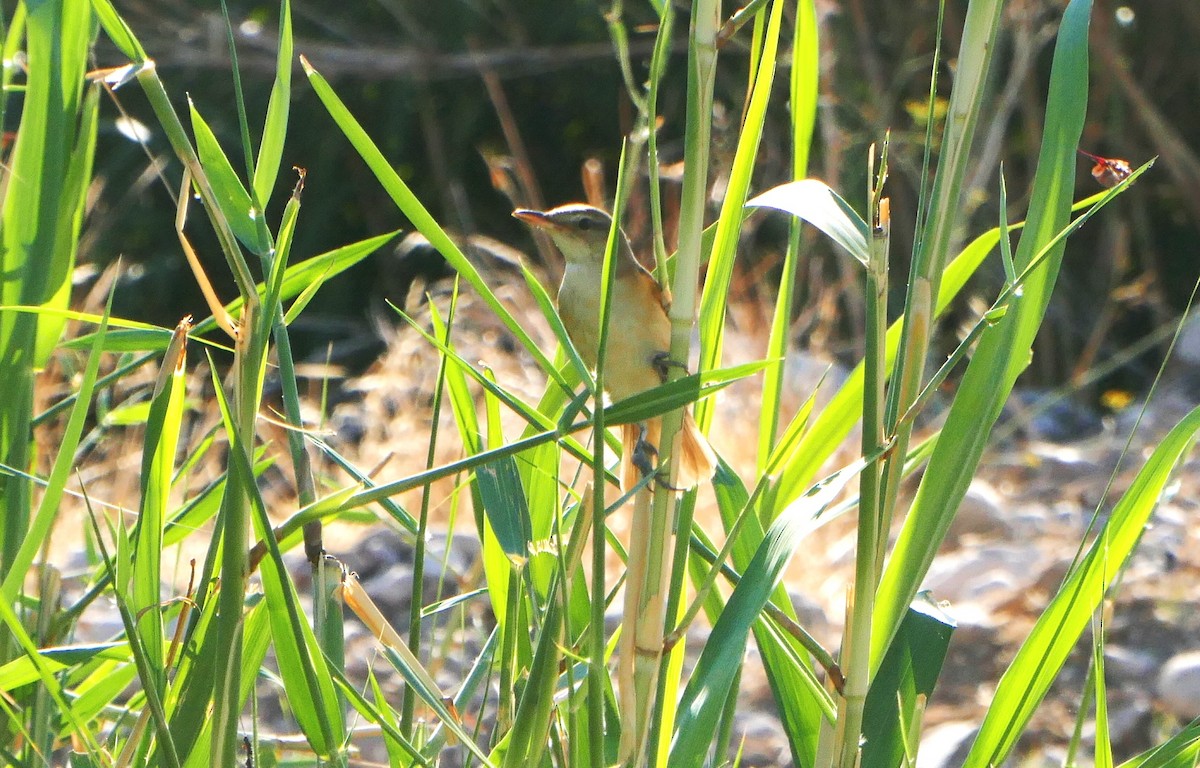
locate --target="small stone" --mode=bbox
[1104,645,1159,682]
[945,481,1013,547]
[358,562,450,631]
[921,545,1044,609]
[733,710,791,767]
[1108,697,1153,755]
[916,721,977,768]
[1157,650,1200,719]
[350,527,411,581]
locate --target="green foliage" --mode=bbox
[0,0,1192,766]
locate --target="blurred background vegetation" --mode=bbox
[81,0,1198,406]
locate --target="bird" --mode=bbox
[513,203,717,490]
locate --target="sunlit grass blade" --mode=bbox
[695,0,785,428]
[753,0,819,457]
[747,179,870,265]
[253,0,291,204]
[340,573,494,766]
[1093,616,1114,768]
[189,99,271,255]
[211,371,345,758]
[36,81,99,366]
[873,0,1095,668]
[670,456,864,765]
[997,168,1016,284]
[301,56,567,392]
[758,0,817,466]
[0,0,93,585]
[262,174,301,317]
[962,404,1200,767]
[129,317,190,701]
[860,597,954,768]
[0,291,112,605]
[1118,719,1200,768]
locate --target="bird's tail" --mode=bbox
[677,410,718,488]
[620,411,717,491]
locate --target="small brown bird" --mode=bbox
[513,204,717,490]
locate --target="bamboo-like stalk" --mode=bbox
[640,1,721,765]
[585,143,635,768]
[136,62,264,767]
[612,6,679,761]
[617,485,663,765]
[871,0,1004,672]
[832,147,890,767]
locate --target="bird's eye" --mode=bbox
[576,218,593,232]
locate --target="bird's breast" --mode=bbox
[558,264,670,402]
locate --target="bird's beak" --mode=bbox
[512,209,557,230]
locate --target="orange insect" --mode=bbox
[1078,149,1132,189]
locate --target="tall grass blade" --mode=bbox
[189,100,271,255]
[253,0,292,204]
[0,295,113,604]
[1118,719,1200,768]
[873,0,1094,667]
[670,460,862,765]
[859,597,954,768]
[36,82,98,365]
[747,180,869,265]
[1093,617,1114,768]
[129,318,191,696]
[0,0,92,578]
[961,404,1200,767]
[759,0,817,463]
[696,0,785,424]
[301,57,566,391]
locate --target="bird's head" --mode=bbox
[513,204,619,265]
